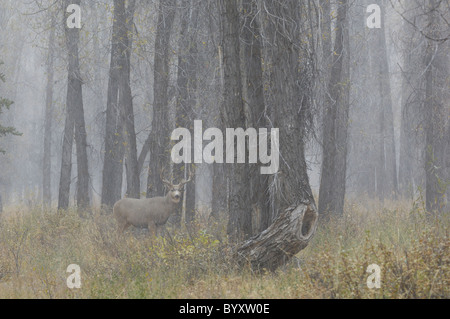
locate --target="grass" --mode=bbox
[0,197,448,299]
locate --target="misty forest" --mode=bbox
[0,0,449,299]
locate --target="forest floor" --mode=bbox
[0,196,448,299]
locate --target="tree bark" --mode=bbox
[398,0,428,198]
[424,0,448,213]
[236,203,318,272]
[367,1,398,200]
[147,0,176,198]
[119,0,140,199]
[102,0,127,207]
[318,0,350,217]
[58,94,74,210]
[59,0,90,210]
[174,0,199,226]
[68,0,90,209]
[235,0,319,271]
[219,0,253,241]
[241,0,269,234]
[43,15,55,207]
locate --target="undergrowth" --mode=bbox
[0,198,448,299]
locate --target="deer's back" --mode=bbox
[113,197,173,226]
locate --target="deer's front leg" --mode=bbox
[148,221,157,237]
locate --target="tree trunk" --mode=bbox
[211,164,228,218]
[236,0,318,271]
[58,95,74,210]
[211,31,228,220]
[424,0,448,213]
[241,0,269,234]
[367,1,398,201]
[219,0,253,241]
[318,0,350,217]
[236,203,318,271]
[398,0,428,198]
[43,16,55,207]
[65,0,90,209]
[119,0,140,199]
[174,0,199,226]
[147,0,176,198]
[101,0,127,207]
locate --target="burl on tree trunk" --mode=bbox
[234,203,318,272]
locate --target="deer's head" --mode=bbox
[160,167,194,204]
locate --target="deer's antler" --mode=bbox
[160,167,173,188]
[178,166,195,187]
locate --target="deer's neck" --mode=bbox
[164,194,177,206]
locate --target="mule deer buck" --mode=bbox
[114,168,194,235]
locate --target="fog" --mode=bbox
[0,0,448,218]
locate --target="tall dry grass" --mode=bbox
[0,196,448,299]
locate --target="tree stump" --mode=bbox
[234,203,318,272]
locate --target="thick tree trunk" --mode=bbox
[147,0,176,198]
[235,0,318,271]
[43,16,55,207]
[236,203,318,271]
[241,0,269,234]
[174,0,199,226]
[424,0,448,213]
[120,0,139,199]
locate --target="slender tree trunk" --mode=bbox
[59,0,84,210]
[211,38,228,220]
[138,136,151,174]
[320,0,332,63]
[398,25,417,197]
[65,0,90,209]
[211,163,228,218]
[318,0,350,217]
[367,1,398,201]
[102,0,126,207]
[58,96,75,210]
[147,0,176,198]
[43,16,55,207]
[378,11,398,200]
